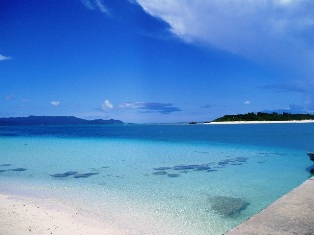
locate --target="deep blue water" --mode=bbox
[1,123,313,149]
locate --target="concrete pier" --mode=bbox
[226,177,314,234]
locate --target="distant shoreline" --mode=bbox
[211,112,314,123]
[207,120,314,124]
[0,116,123,126]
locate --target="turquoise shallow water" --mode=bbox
[0,124,313,234]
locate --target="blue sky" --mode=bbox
[1,0,314,123]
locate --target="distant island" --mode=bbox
[212,112,314,122]
[0,116,124,126]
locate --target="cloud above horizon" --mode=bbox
[264,104,306,114]
[101,99,113,110]
[135,0,314,74]
[201,104,215,109]
[262,80,314,112]
[51,101,60,106]
[0,54,11,61]
[119,102,181,114]
[80,0,109,14]
[262,80,314,93]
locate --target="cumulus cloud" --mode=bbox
[119,102,181,114]
[51,101,60,106]
[80,0,109,14]
[244,101,251,105]
[0,54,11,61]
[135,0,314,73]
[101,99,113,110]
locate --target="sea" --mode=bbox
[0,123,313,234]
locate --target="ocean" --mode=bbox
[0,123,313,234]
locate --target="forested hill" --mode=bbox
[0,116,124,126]
[213,112,314,122]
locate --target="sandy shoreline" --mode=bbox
[2,176,314,235]
[0,193,127,235]
[207,120,314,124]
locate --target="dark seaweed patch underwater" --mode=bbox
[50,171,99,179]
[167,173,180,178]
[209,196,249,217]
[50,171,78,178]
[9,168,27,172]
[152,157,249,176]
[0,164,12,167]
[152,171,167,175]
[74,173,99,178]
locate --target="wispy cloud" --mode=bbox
[264,104,306,114]
[0,54,11,61]
[119,102,181,114]
[51,101,60,106]
[135,1,314,74]
[80,0,109,14]
[101,99,113,110]
[262,80,314,112]
[305,95,314,112]
[22,99,30,103]
[4,94,15,100]
[244,101,251,105]
[262,80,314,93]
[201,104,215,109]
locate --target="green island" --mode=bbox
[212,112,314,122]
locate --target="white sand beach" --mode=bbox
[2,176,314,235]
[0,193,127,235]
[207,120,314,124]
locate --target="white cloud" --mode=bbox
[244,101,251,105]
[0,54,11,61]
[80,0,109,14]
[51,101,60,106]
[101,99,113,110]
[135,1,314,74]
[119,102,143,109]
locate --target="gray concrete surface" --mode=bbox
[226,177,314,235]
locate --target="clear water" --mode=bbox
[0,124,313,234]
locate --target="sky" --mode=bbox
[1,0,314,123]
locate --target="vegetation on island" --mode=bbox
[0,116,124,126]
[212,112,314,122]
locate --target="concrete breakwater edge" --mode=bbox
[226,176,314,235]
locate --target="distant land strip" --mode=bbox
[0,116,123,126]
[211,112,314,123]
